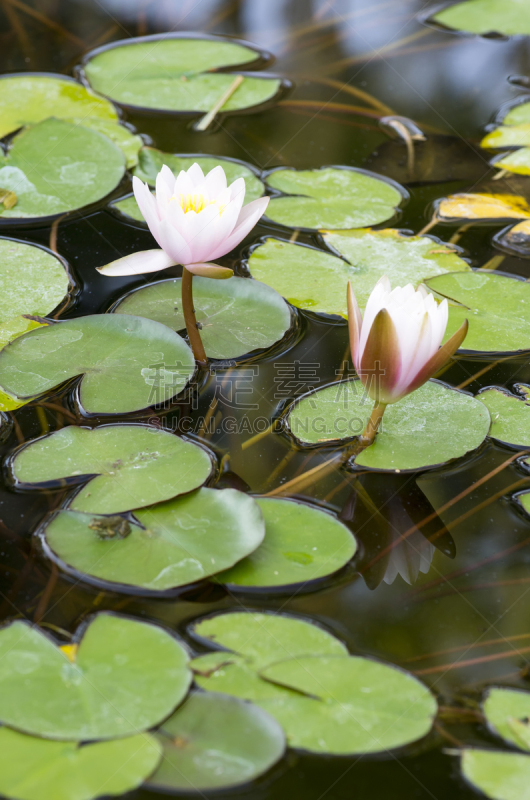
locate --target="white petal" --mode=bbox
[204,165,227,196]
[187,162,205,186]
[156,218,193,265]
[206,196,269,260]
[96,249,176,276]
[155,171,172,214]
[132,177,161,232]
[159,164,176,191]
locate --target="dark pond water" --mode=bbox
[2,1,530,798]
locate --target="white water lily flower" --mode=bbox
[97,163,269,276]
[348,276,468,406]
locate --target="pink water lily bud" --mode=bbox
[347,276,468,405]
[97,162,269,276]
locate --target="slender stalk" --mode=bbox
[360,401,387,447]
[181,267,207,366]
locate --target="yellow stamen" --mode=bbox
[170,192,225,215]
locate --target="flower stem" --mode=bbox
[181,267,207,366]
[360,401,387,448]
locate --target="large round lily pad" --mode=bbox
[288,379,491,471]
[483,688,530,751]
[0,613,191,740]
[0,728,161,800]
[150,692,285,792]
[0,238,72,411]
[247,231,469,316]
[83,36,281,114]
[477,387,530,447]
[11,424,212,514]
[0,118,126,221]
[432,0,530,36]
[425,271,530,353]
[265,167,405,230]
[461,750,530,800]
[0,314,195,414]
[217,497,356,588]
[40,488,264,592]
[112,277,291,360]
[192,615,436,755]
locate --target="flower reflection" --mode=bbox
[340,474,455,588]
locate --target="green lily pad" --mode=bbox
[40,487,264,591]
[67,117,142,169]
[0,238,72,411]
[192,616,436,755]
[425,271,530,353]
[501,103,530,126]
[0,118,126,220]
[432,0,530,36]
[247,230,469,317]
[265,167,405,230]
[191,610,348,669]
[11,424,212,514]
[0,314,195,415]
[477,387,530,446]
[461,750,530,800]
[83,37,281,114]
[0,74,117,140]
[0,728,162,800]
[150,691,285,792]
[112,277,291,360]
[257,655,437,755]
[483,688,530,751]
[288,379,491,471]
[0,613,191,740]
[216,497,356,588]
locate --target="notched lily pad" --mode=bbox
[191,610,347,668]
[0,314,195,415]
[0,238,73,411]
[265,167,405,230]
[425,271,530,354]
[83,35,283,115]
[0,612,191,740]
[0,728,162,800]
[11,424,213,514]
[191,613,436,755]
[461,749,530,800]
[216,496,357,589]
[431,0,530,37]
[247,230,469,317]
[112,276,292,360]
[0,118,126,221]
[39,487,264,592]
[483,688,530,751]
[287,379,490,471]
[150,691,285,792]
[477,386,530,447]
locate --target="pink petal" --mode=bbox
[96,249,176,276]
[204,165,227,196]
[159,164,176,191]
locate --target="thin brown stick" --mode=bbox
[278,99,383,120]
[5,0,85,46]
[294,76,395,115]
[456,353,522,390]
[49,214,67,254]
[322,28,433,74]
[264,454,342,497]
[415,644,530,676]
[405,632,530,664]
[2,0,32,57]
[417,215,439,236]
